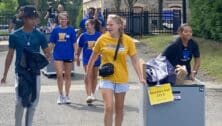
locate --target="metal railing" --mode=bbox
[0,12,14,41]
[103,8,181,36]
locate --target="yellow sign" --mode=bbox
[148,83,174,105]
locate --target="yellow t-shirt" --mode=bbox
[93,32,137,83]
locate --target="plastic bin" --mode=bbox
[139,60,205,126]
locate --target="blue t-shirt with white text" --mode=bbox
[50,26,77,60]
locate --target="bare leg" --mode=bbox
[54,61,64,95]
[114,92,126,126]
[92,67,99,94]
[64,62,72,97]
[84,65,91,96]
[101,89,114,126]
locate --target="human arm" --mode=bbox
[1,49,14,84]
[42,47,51,61]
[190,57,200,80]
[8,20,15,33]
[190,41,201,80]
[75,33,85,66]
[73,43,80,66]
[130,54,146,84]
[86,52,100,82]
[75,45,82,67]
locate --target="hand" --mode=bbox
[47,56,51,63]
[175,65,187,80]
[189,72,196,81]
[139,78,146,85]
[1,76,6,84]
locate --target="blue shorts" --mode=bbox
[99,80,129,93]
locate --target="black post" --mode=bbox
[130,8,134,35]
[158,0,163,30]
[143,11,149,34]
[103,9,108,22]
[182,0,187,23]
[173,10,181,34]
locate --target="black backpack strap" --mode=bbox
[113,34,122,61]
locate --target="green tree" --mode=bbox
[37,0,49,25]
[36,0,83,27]
[17,0,29,7]
[189,0,222,41]
[0,0,18,13]
[63,0,82,27]
[75,4,83,27]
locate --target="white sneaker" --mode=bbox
[64,96,71,104]
[86,96,93,104]
[91,94,96,101]
[57,95,64,105]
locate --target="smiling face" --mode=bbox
[106,17,121,36]
[179,25,193,41]
[86,21,95,31]
[59,13,68,27]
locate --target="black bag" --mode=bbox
[99,63,114,77]
[99,36,121,77]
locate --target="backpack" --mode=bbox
[146,55,176,86]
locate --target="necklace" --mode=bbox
[24,33,32,46]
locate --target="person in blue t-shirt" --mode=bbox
[1,5,50,126]
[76,19,101,104]
[49,12,77,104]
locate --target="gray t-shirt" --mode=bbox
[9,28,48,73]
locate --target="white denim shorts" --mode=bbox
[99,80,129,93]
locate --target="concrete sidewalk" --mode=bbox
[0,87,141,126]
[0,44,222,126]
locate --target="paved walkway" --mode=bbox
[0,42,222,126]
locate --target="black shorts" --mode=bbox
[54,59,73,63]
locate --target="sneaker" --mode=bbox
[64,96,71,104]
[86,96,93,104]
[91,94,96,102]
[57,95,64,105]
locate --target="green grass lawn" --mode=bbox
[139,35,222,81]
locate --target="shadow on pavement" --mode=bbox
[64,100,138,113]
[65,102,104,113]
[43,73,85,81]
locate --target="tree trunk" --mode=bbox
[158,0,163,30]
